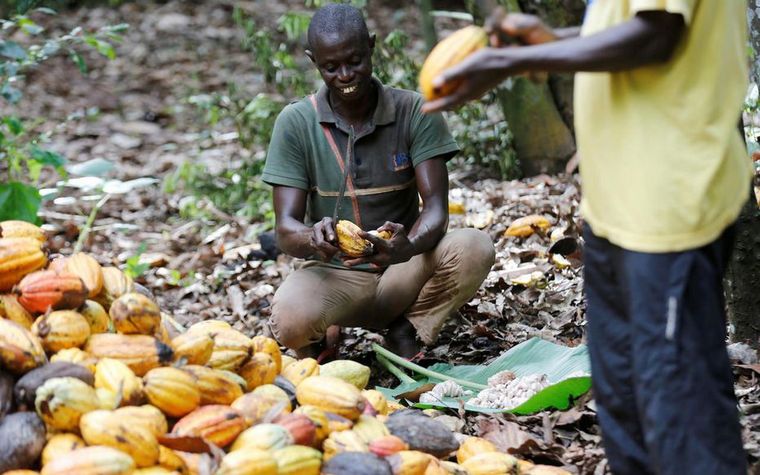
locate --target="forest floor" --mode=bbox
[11,1,760,473]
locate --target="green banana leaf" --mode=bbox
[375,337,592,415]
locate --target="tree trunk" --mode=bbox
[466,0,577,175]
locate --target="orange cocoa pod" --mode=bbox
[57,253,103,298]
[0,318,47,374]
[40,445,135,475]
[273,412,317,447]
[231,391,291,426]
[143,367,200,418]
[0,238,47,292]
[181,365,244,406]
[171,405,248,448]
[32,310,91,353]
[0,293,34,328]
[0,220,46,243]
[170,332,213,366]
[250,335,282,373]
[418,25,488,101]
[16,270,88,314]
[85,333,173,376]
[238,351,278,391]
[109,292,161,335]
[369,435,409,457]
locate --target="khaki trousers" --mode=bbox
[269,228,495,350]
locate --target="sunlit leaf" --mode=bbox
[0,40,26,59]
[0,182,40,222]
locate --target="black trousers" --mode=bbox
[583,225,746,475]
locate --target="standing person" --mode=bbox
[423,1,750,474]
[262,4,494,360]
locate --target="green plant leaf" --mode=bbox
[0,182,41,222]
[0,40,27,60]
[69,50,87,74]
[3,116,24,135]
[375,338,592,415]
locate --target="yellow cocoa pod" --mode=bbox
[171,331,213,365]
[281,354,297,371]
[0,220,46,243]
[204,328,251,372]
[41,433,87,466]
[296,376,365,421]
[171,405,248,449]
[272,445,322,475]
[361,389,388,415]
[238,351,278,390]
[94,267,134,310]
[115,404,168,437]
[85,333,174,376]
[35,376,99,431]
[182,365,244,406]
[51,347,97,373]
[322,430,368,462]
[440,461,468,475]
[132,468,180,475]
[32,310,90,353]
[386,450,433,475]
[109,292,161,335]
[95,358,145,407]
[232,390,291,426]
[419,25,488,101]
[425,457,452,475]
[79,299,111,334]
[460,452,518,475]
[217,448,278,475]
[230,422,294,453]
[0,318,47,374]
[186,319,231,335]
[158,445,188,474]
[60,252,103,298]
[352,414,390,444]
[319,360,370,390]
[281,357,319,387]
[0,293,34,328]
[251,335,282,373]
[143,367,200,418]
[80,409,160,468]
[335,220,372,257]
[456,437,498,464]
[504,215,551,238]
[0,237,46,292]
[40,445,135,475]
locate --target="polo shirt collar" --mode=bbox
[314,77,396,128]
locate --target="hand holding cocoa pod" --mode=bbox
[310,217,340,262]
[343,222,414,268]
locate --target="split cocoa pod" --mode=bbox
[418,25,488,101]
[336,220,391,258]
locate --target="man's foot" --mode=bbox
[294,325,342,362]
[384,318,421,359]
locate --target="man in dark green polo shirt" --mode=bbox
[262,4,494,358]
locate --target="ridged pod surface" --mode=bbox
[352,414,390,444]
[170,331,213,365]
[323,430,368,461]
[216,448,278,475]
[386,450,433,475]
[456,437,498,464]
[460,452,518,475]
[0,319,47,374]
[418,25,488,101]
[205,328,251,372]
[80,409,160,467]
[186,319,231,335]
[0,237,46,291]
[59,253,103,298]
[250,335,282,373]
[157,445,188,474]
[40,445,136,475]
[171,405,248,448]
[336,220,372,257]
[16,271,88,314]
[293,405,330,445]
[319,360,370,390]
[296,376,365,421]
[230,423,293,453]
[368,435,409,457]
[109,292,161,335]
[115,405,168,437]
[34,376,99,431]
[0,293,34,328]
[32,310,90,353]
[181,365,244,406]
[274,412,317,447]
[362,389,389,415]
[14,361,94,409]
[94,358,145,407]
[272,445,322,475]
[85,334,173,376]
[94,267,134,310]
[143,367,200,418]
[41,433,87,466]
[281,357,319,387]
[231,391,291,426]
[79,300,111,334]
[50,348,97,373]
[0,220,46,243]
[238,351,278,391]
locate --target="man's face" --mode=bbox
[309,31,375,103]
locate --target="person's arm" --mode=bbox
[423,11,684,112]
[273,186,340,261]
[343,158,449,267]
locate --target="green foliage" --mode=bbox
[124,242,150,280]
[0,10,125,222]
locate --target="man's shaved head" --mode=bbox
[307,4,369,49]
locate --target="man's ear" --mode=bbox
[305,49,315,64]
[368,33,376,51]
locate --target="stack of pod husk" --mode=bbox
[0,220,571,475]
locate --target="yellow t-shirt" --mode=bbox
[575,0,752,252]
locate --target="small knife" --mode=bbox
[331,125,355,226]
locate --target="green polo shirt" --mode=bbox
[263,78,459,233]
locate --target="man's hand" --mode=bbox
[342,222,416,267]
[487,11,558,46]
[311,217,340,261]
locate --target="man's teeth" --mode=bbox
[342,86,357,94]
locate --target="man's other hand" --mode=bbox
[343,222,415,267]
[311,217,340,261]
[488,11,558,47]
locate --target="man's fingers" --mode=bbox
[422,94,464,114]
